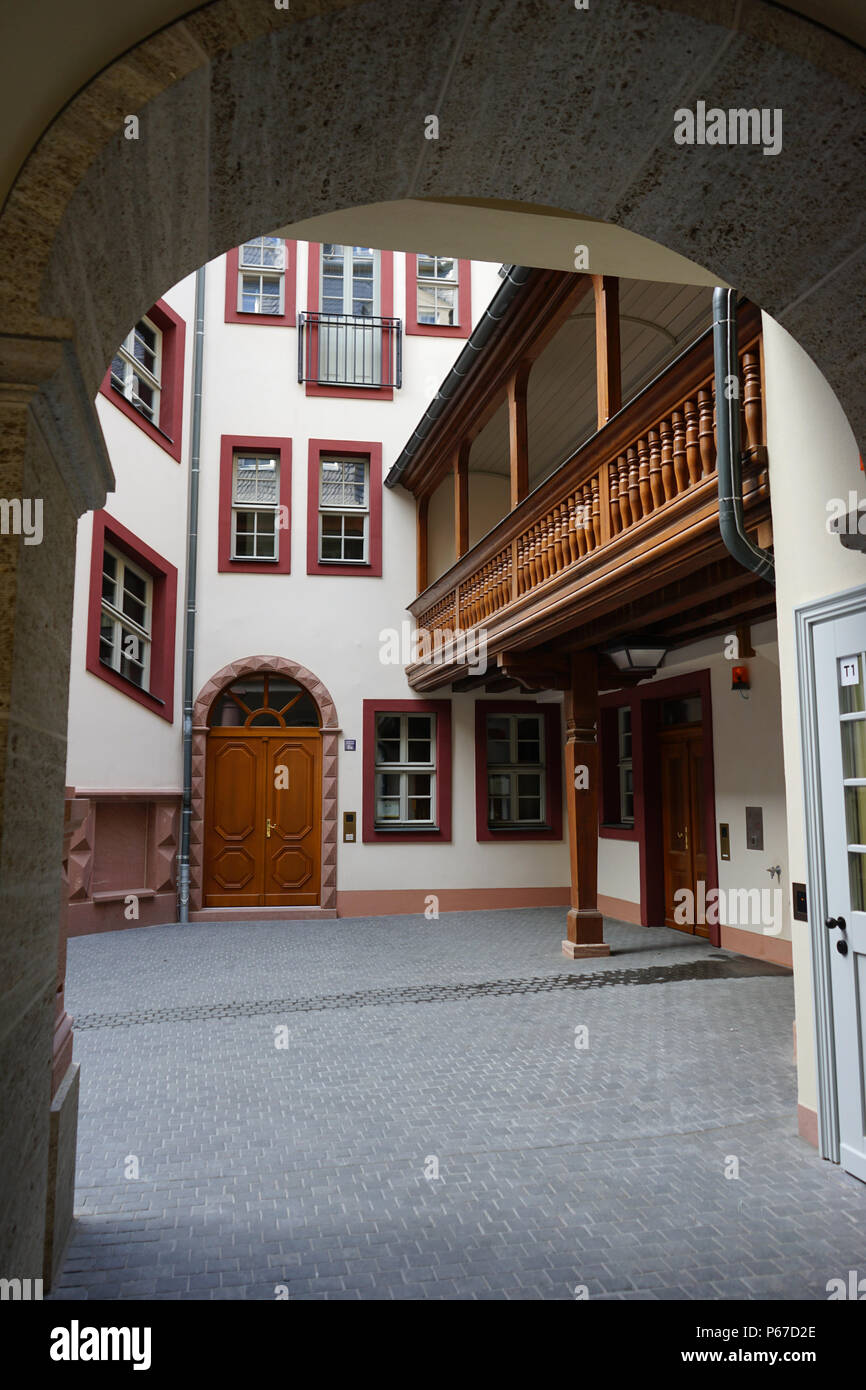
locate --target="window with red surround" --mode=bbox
[218,435,292,574]
[98,298,186,462]
[303,245,395,399]
[86,512,178,722]
[224,239,297,326]
[599,697,639,840]
[362,699,452,843]
[307,439,382,577]
[475,700,563,842]
[405,253,471,338]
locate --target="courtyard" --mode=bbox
[50,910,865,1301]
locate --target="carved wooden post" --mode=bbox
[507,362,531,509]
[593,274,622,429]
[454,441,470,560]
[563,649,610,960]
[672,408,688,492]
[417,494,429,594]
[684,397,701,484]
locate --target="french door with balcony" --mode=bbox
[319,244,382,385]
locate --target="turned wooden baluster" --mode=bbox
[570,494,585,559]
[590,476,601,548]
[637,436,651,516]
[672,408,688,493]
[552,507,564,573]
[648,427,663,509]
[560,501,573,566]
[579,484,592,550]
[532,522,545,585]
[698,386,715,475]
[659,417,675,501]
[609,463,620,535]
[741,349,763,456]
[617,456,630,531]
[627,447,641,526]
[545,511,558,577]
[518,534,529,593]
[684,398,701,485]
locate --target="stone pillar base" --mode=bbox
[43,1061,79,1290]
[562,939,611,959]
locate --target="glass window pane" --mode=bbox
[842,719,866,779]
[845,785,866,844]
[839,654,865,714]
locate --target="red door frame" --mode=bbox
[600,667,719,943]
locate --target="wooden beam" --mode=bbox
[417,495,429,595]
[454,440,470,560]
[593,274,621,429]
[507,362,531,510]
[563,649,609,959]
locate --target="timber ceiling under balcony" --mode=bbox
[472,278,713,493]
[396,269,713,501]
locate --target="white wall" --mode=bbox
[66,273,196,790]
[763,311,863,1116]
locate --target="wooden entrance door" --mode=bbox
[204,729,322,907]
[660,727,708,935]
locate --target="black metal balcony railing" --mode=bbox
[298,312,402,389]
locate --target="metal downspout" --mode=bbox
[712,286,775,585]
[178,265,206,923]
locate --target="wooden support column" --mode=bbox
[507,362,531,510]
[593,274,621,430]
[417,495,429,594]
[563,648,610,959]
[454,440,470,560]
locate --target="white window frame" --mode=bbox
[99,544,153,691]
[417,254,460,327]
[238,237,285,315]
[374,711,437,828]
[110,316,162,426]
[617,704,634,826]
[486,712,546,827]
[318,455,370,564]
[231,452,280,563]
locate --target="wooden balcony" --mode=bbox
[406,301,771,691]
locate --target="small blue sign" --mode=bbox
[344,739,356,751]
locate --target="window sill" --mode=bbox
[374,824,440,834]
[98,659,165,706]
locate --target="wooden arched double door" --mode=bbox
[203,675,322,908]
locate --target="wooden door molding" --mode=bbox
[189,655,340,912]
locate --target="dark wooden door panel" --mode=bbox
[264,735,321,906]
[204,736,265,906]
[203,728,322,909]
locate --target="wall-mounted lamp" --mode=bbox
[731,664,750,691]
[603,638,668,677]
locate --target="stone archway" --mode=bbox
[191,655,341,912]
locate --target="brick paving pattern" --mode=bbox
[50,910,866,1300]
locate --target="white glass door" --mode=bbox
[814,611,866,1181]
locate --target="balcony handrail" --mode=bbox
[298,310,403,389]
[411,301,763,621]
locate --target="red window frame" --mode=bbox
[405,253,471,339]
[86,511,178,723]
[224,239,297,327]
[218,435,292,574]
[98,298,186,462]
[307,438,383,577]
[599,697,640,841]
[362,699,452,843]
[475,700,563,842]
[304,245,395,400]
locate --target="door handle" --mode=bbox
[825,915,846,931]
[266,818,274,839]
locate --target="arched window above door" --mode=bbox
[209,674,320,728]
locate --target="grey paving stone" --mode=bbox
[47,910,866,1302]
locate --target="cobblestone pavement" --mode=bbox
[51,910,866,1300]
